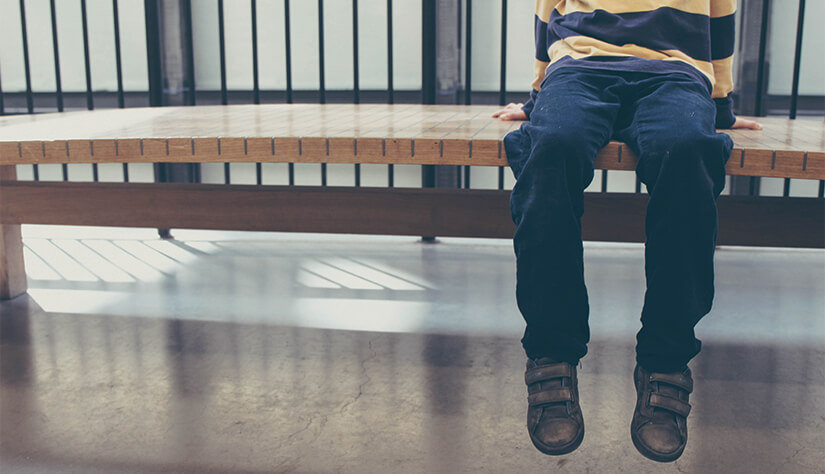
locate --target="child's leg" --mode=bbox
[616,73,733,373]
[504,68,622,364]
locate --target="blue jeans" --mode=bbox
[504,67,733,373]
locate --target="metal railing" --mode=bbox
[1,0,822,198]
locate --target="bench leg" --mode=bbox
[1,165,27,300]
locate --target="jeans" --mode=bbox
[504,66,733,373]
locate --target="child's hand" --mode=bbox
[492,103,527,121]
[731,117,762,130]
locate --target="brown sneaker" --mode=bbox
[525,358,584,455]
[630,364,693,462]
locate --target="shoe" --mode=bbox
[525,358,584,455]
[630,364,693,462]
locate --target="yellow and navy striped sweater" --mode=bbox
[524,0,737,127]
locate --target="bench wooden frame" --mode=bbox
[2,104,824,300]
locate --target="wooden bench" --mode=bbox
[1,104,824,300]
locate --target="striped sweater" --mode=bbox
[523,0,737,128]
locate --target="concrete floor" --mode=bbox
[1,226,823,473]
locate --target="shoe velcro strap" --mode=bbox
[528,387,573,406]
[649,372,693,393]
[649,393,691,418]
[525,363,573,385]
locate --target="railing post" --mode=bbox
[144,0,164,107]
[421,0,462,242]
[731,0,772,196]
[145,0,199,239]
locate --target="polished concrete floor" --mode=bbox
[1,226,823,473]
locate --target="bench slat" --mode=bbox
[1,105,822,180]
[2,181,822,248]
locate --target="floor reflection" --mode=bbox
[1,232,823,473]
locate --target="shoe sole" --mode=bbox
[529,425,585,456]
[630,427,685,463]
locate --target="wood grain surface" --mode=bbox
[1,105,822,179]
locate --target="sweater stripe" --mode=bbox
[710,13,735,59]
[535,15,552,61]
[534,10,734,60]
[546,8,714,62]
[550,0,735,18]
[528,0,736,101]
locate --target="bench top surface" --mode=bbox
[1,104,823,179]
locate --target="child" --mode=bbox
[492,0,761,462]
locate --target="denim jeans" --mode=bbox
[504,66,733,373]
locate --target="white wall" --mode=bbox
[0,0,149,92]
[1,0,823,96]
[767,0,825,95]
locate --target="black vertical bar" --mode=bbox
[145,0,165,235]
[464,0,472,105]
[635,177,642,193]
[353,0,360,104]
[783,178,791,197]
[144,0,163,107]
[252,0,260,105]
[53,0,66,181]
[19,0,34,113]
[388,164,394,187]
[182,0,196,105]
[318,0,326,184]
[288,163,295,185]
[318,0,326,104]
[601,170,608,192]
[49,0,64,112]
[386,0,394,104]
[497,0,508,190]
[256,163,262,185]
[421,0,436,204]
[754,0,770,116]
[0,67,4,115]
[80,0,98,181]
[498,0,507,106]
[421,0,436,105]
[284,0,293,104]
[141,3,163,187]
[80,0,94,110]
[218,0,228,105]
[818,180,824,198]
[353,0,361,186]
[218,1,229,186]
[748,176,757,196]
[459,0,468,186]
[789,0,805,119]
[18,0,36,177]
[112,0,125,109]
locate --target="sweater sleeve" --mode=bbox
[710,0,737,128]
[522,4,553,119]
